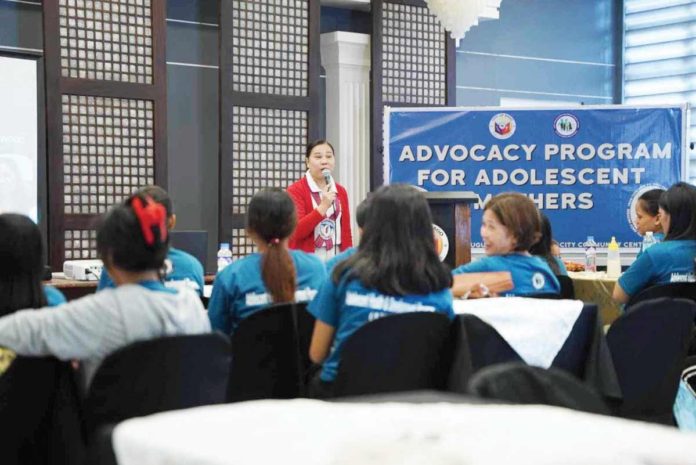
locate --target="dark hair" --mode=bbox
[305,139,335,159]
[334,184,452,295]
[135,185,173,218]
[637,188,664,217]
[247,188,298,303]
[658,182,696,241]
[485,193,541,252]
[529,212,561,275]
[97,194,169,273]
[0,214,47,316]
[355,196,371,229]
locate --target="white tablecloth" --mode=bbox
[453,297,584,368]
[113,399,696,465]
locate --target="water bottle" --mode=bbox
[642,231,657,253]
[216,243,233,272]
[584,236,597,272]
[607,236,621,278]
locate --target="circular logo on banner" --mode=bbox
[627,183,667,234]
[553,113,580,138]
[489,113,516,140]
[432,224,449,262]
[532,272,546,290]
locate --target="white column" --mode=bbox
[320,32,370,243]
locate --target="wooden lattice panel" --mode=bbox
[382,2,446,104]
[64,229,97,260]
[61,94,155,214]
[230,106,307,215]
[231,228,257,260]
[58,0,154,83]
[231,0,309,96]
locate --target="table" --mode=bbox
[112,399,696,465]
[568,271,622,325]
[46,273,216,301]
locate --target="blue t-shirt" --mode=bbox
[98,247,205,296]
[43,285,67,307]
[208,250,327,334]
[325,247,357,273]
[554,256,568,276]
[636,232,665,259]
[452,254,560,296]
[618,239,696,297]
[309,275,454,382]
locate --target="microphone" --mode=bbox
[321,168,333,188]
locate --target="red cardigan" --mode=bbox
[287,177,353,253]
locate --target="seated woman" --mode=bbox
[0,213,66,318]
[308,184,454,395]
[0,194,211,390]
[208,188,327,334]
[634,188,666,258]
[530,212,568,276]
[613,182,696,304]
[452,192,560,296]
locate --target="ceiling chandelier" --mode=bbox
[425,0,503,46]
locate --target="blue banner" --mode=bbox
[384,106,687,251]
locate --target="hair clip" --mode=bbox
[131,196,167,246]
[270,238,280,245]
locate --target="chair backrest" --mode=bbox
[520,292,560,299]
[333,312,452,397]
[556,275,576,299]
[0,356,85,464]
[552,303,597,377]
[606,297,696,424]
[626,282,696,312]
[84,333,231,432]
[468,363,610,415]
[228,302,314,402]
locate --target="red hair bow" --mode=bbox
[131,196,167,246]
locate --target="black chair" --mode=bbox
[606,297,696,424]
[84,333,231,433]
[468,363,610,415]
[0,356,85,465]
[228,302,315,401]
[333,312,452,397]
[520,292,560,299]
[557,275,576,299]
[626,282,696,311]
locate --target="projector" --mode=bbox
[63,259,103,281]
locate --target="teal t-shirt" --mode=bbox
[452,254,560,296]
[43,285,67,307]
[618,239,696,297]
[208,250,327,334]
[98,247,205,296]
[308,275,454,382]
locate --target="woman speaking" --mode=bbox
[287,140,352,261]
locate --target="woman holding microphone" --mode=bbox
[287,140,353,261]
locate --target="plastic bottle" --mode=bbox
[584,236,597,272]
[216,243,233,272]
[607,236,621,278]
[642,231,657,253]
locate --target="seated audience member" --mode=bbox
[308,184,454,395]
[530,212,568,276]
[0,194,211,389]
[634,188,666,258]
[208,188,326,334]
[452,193,560,296]
[0,213,66,315]
[98,185,204,296]
[613,182,696,304]
[324,196,372,272]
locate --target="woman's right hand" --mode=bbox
[317,187,337,215]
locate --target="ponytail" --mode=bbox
[261,239,296,303]
[247,188,299,304]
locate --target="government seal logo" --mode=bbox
[432,224,449,262]
[489,113,516,140]
[553,113,579,138]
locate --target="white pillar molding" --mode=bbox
[320,31,370,243]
